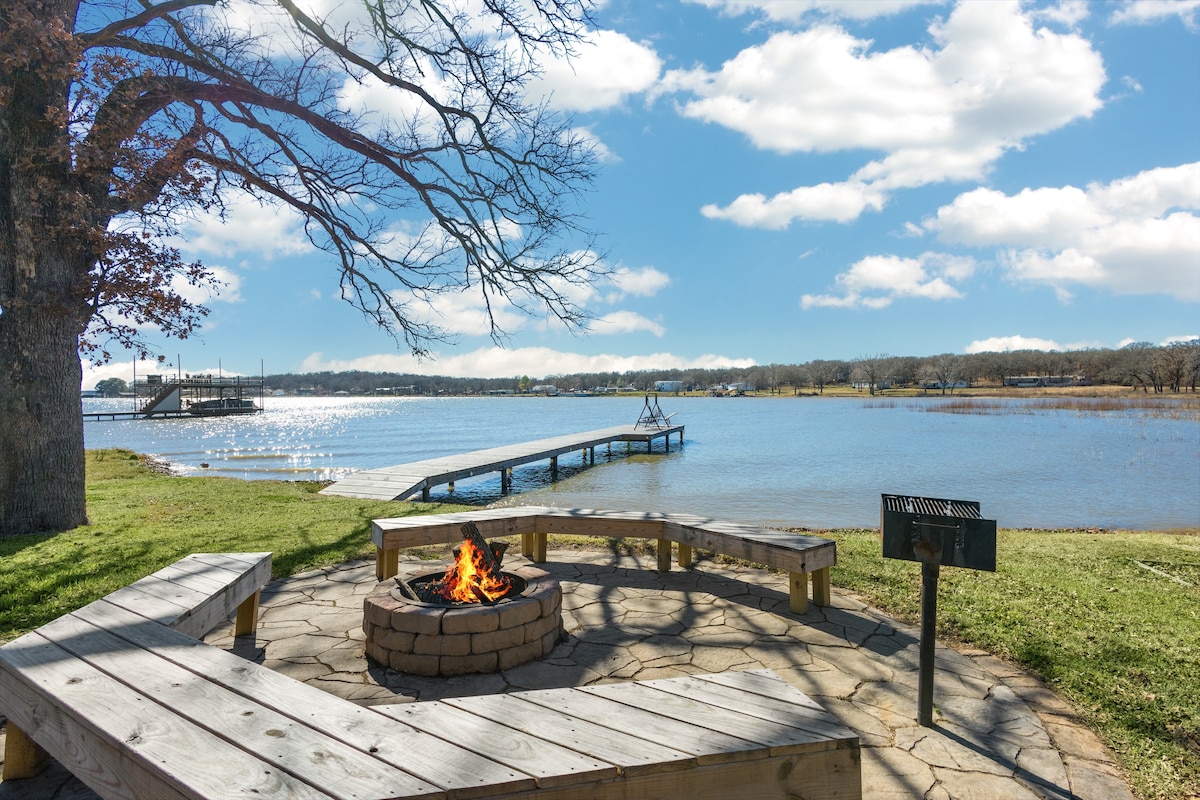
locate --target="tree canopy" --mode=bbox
[0,0,603,536]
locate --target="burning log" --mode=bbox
[412,522,515,604]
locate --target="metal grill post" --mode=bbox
[918,561,939,726]
[881,493,997,728]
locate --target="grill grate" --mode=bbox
[882,494,982,519]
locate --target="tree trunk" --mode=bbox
[0,3,92,536]
[0,307,88,536]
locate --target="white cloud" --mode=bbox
[964,335,1065,353]
[530,29,661,112]
[926,162,1200,301]
[404,288,534,338]
[173,265,243,305]
[300,347,755,379]
[1034,1,1091,28]
[571,126,619,164]
[672,1,1106,227]
[686,0,940,24]
[174,191,313,260]
[608,266,671,299]
[382,260,673,339]
[701,181,887,228]
[1109,0,1200,29]
[801,252,974,310]
[591,311,665,336]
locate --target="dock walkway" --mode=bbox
[320,424,685,502]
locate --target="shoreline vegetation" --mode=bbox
[1,450,1195,799]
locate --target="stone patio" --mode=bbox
[0,548,1135,799]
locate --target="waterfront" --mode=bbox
[82,395,1199,530]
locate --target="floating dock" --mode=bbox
[320,423,685,502]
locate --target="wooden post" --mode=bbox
[551,456,558,480]
[521,531,534,558]
[2,722,49,780]
[421,486,430,502]
[678,543,693,568]
[789,571,809,614]
[234,589,260,636]
[533,531,547,563]
[500,469,509,495]
[376,546,399,581]
[812,567,831,606]
[657,539,672,572]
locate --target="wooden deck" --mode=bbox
[321,424,685,502]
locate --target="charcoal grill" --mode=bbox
[881,494,996,571]
[881,493,997,726]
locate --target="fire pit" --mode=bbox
[363,522,562,676]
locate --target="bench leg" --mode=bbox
[2,721,50,780]
[234,589,261,636]
[677,543,693,569]
[789,571,809,614]
[376,546,399,581]
[657,538,672,572]
[812,566,831,606]
[524,531,547,563]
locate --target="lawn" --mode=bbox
[1,449,1195,799]
[822,527,1199,800]
[0,449,473,639]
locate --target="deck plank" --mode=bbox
[73,599,537,800]
[514,688,766,766]
[441,693,698,778]
[0,631,334,800]
[373,700,620,789]
[580,682,842,756]
[34,611,442,800]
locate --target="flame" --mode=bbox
[435,536,513,603]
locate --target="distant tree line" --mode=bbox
[252,342,1199,397]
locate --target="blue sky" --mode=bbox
[85,0,1200,386]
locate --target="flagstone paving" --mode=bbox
[1,550,1135,799]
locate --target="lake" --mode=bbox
[82,395,1200,531]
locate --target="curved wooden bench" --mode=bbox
[0,551,861,800]
[1,552,271,783]
[373,507,837,613]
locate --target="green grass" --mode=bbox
[1,450,1195,799]
[0,449,473,640]
[820,527,1199,800]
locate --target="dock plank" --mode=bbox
[322,424,683,501]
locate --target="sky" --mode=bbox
[84,0,1200,386]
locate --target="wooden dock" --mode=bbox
[320,424,685,502]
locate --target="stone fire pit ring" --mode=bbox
[363,563,562,676]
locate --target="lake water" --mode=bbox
[82,395,1200,531]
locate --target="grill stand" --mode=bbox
[881,495,997,728]
[918,560,939,727]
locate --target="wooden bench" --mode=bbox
[373,506,837,613]
[1,552,272,783]
[0,554,861,800]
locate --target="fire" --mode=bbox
[432,534,513,604]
